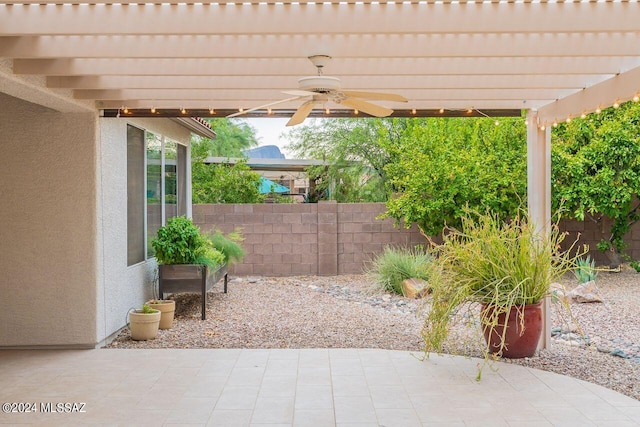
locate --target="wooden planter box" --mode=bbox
[158,263,228,320]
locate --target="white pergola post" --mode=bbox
[526,109,552,350]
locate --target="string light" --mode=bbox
[524,120,528,126]
[552,121,558,128]
[411,109,416,115]
[595,106,601,114]
[494,120,499,126]
[325,108,330,115]
[613,100,620,109]
[150,106,156,114]
[566,117,571,123]
[439,108,444,114]
[581,112,587,119]
[180,107,187,115]
[123,107,129,114]
[634,95,639,103]
[540,125,546,131]
[466,108,473,114]
[209,108,215,115]
[239,107,244,113]
[267,107,272,115]
[354,109,359,115]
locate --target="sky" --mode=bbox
[243,117,294,158]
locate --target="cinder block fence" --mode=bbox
[193,202,640,276]
[193,202,423,276]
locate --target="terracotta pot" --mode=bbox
[128,309,161,341]
[481,301,543,359]
[147,300,175,330]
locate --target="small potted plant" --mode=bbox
[128,304,161,341]
[422,209,584,378]
[146,298,176,330]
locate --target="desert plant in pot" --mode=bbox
[146,299,176,330]
[129,304,161,341]
[422,209,584,376]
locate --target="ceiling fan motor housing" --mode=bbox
[298,76,341,93]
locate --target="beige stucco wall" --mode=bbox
[96,117,191,345]
[0,93,98,347]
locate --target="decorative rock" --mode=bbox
[401,278,429,299]
[610,348,628,358]
[567,280,603,303]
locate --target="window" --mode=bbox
[127,125,145,266]
[127,125,188,264]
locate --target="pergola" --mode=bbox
[1,0,639,348]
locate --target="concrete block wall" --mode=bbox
[193,202,424,276]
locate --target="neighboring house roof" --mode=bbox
[204,157,329,173]
[170,117,217,139]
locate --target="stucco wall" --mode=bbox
[0,93,98,347]
[96,117,191,345]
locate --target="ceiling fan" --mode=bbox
[227,55,408,126]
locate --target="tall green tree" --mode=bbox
[191,118,259,159]
[552,101,640,266]
[382,117,527,236]
[191,119,264,204]
[285,118,406,202]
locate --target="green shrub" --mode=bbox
[151,216,224,269]
[208,228,246,264]
[630,260,640,272]
[574,255,597,283]
[369,246,431,295]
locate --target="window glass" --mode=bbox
[164,139,178,221]
[146,132,163,258]
[177,143,187,216]
[127,125,145,266]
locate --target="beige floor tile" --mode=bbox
[165,397,217,424]
[207,409,252,426]
[294,385,333,409]
[214,386,260,410]
[259,375,298,398]
[297,366,331,386]
[265,358,299,377]
[334,395,377,424]
[331,375,370,397]
[375,408,422,427]
[369,385,412,409]
[250,397,295,424]
[293,408,335,426]
[226,366,265,387]
[330,358,364,376]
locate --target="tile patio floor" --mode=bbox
[0,348,638,426]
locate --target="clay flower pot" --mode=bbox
[128,309,161,341]
[481,301,543,359]
[147,300,176,330]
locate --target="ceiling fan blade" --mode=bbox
[340,98,393,118]
[340,90,408,103]
[286,101,316,126]
[283,90,317,97]
[226,96,303,118]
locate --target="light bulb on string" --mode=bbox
[411,109,416,115]
[209,108,215,115]
[354,109,359,115]
[150,106,156,114]
[553,121,558,128]
[267,107,272,115]
[540,125,546,131]
[325,108,330,115]
[613,100,620,109]
[123,107,129,114]
[634,95,639,103]
[494,120,499,126]
[581,112,587,119]
[439,108,444,114]
[180,107,187,115]
[566,117,571,123]
[596,106,601,114]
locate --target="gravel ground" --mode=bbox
[108,269,640,401]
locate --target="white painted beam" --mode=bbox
[75,87,570,101]
[14,57,635,76]
[96,99,531,110]
[2,32,639,59]
[537,66,640,124]
[0,3,635,36]
[47,74,600,90]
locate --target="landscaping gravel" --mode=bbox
[108,268,640,401]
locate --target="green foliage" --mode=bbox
[151,216,225,269]
[191,118,259,159]
[630,260,640,272]
[422,209,585,376]
[552,101,640,264]
[368,246,431,295]
[192,159,265,204]
[574,256,597,284]
[208,228,246,264]
[286,119,404,202]
[141,304,157,314]
[382,117,527,236]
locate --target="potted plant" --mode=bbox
[151,216,226,320]
[129,304,161,341]
[422,209,584,376]
[146,298,176,330]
